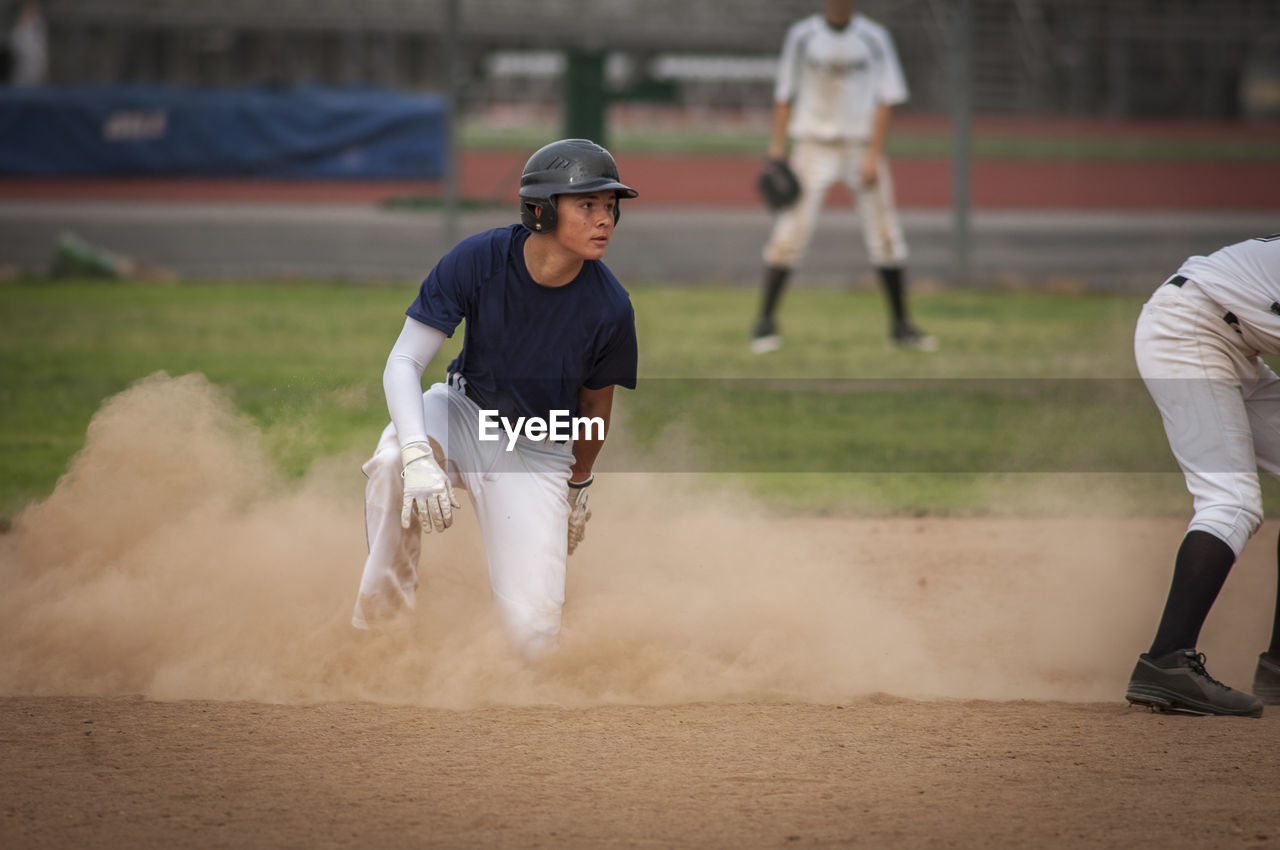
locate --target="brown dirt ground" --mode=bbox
[3,696,1279,850]
[3,375,1280,849]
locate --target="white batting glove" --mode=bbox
[566,475,593,555]
[400,441,460,533]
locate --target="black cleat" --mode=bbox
[890,319,938,351]
[1125,649,1262,717]
[751,316,781,354]
[1253,652,1280,705]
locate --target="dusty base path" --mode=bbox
[4,696,1279,849]
[4,376,1280,848]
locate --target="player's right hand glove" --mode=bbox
[756,157,801,211]
[400,441,460,533]
[566,475,593,555]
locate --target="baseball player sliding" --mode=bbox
[753,0,933,353]
[351,139,639,659]
[1126,234,1280,716]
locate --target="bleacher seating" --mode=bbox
[32,0,1280,118]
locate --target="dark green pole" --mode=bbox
[563,49,608,146]
[444,0,462,247]
[951,0,973,286]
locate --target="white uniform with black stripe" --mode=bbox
[763,12,909,270]
[1135,235,1280,556]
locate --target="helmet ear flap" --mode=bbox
[520,198,558,233]
[520,192,622,232]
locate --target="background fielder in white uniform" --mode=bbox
[351,139,639,660]
[752,0,933,353]
[1125,234,1280,716]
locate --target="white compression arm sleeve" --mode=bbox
[383,317,448,449]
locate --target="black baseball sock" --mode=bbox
[1269,527,1280,657]
[759,265,790,322]
[878,266,907,324]
[1148,530,1237,659]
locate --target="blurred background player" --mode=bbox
[7,1,47,87]
[351,139,639,659]
[751,0,933,354]
[1125,234,1280,717]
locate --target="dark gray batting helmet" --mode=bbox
[518,139,638,233]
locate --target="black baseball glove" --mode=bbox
[756,158,801,211]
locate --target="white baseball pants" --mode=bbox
[763,138,909,270]
[353,381,575,658]
[1135,277,1280,556]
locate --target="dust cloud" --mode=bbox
[1,373,1273,707]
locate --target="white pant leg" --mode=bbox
[467,441,574,659]
[763,140,841,269]
[353,382,575,659]
[849,152,909,267]
[1245,357,1280,481]
[1135,281,1270,556]
[352,422,422,629]
[353,383,466,629]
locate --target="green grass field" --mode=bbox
[2,278,1275,523]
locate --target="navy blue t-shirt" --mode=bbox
[407,224,638,422]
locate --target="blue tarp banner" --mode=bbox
[0,84,448,178]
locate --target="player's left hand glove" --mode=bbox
[756,157,801,211]
[566,475,593,555]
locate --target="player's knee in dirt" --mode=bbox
[492,594,562,660]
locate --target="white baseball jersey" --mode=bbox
[774,13,909,142]
[1178,235,1280,356]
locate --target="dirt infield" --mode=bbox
[4,696,1279,849]
[3,375,1280,848]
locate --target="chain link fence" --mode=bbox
[24,0,1280,119]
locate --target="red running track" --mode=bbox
[0,151,1277,210]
